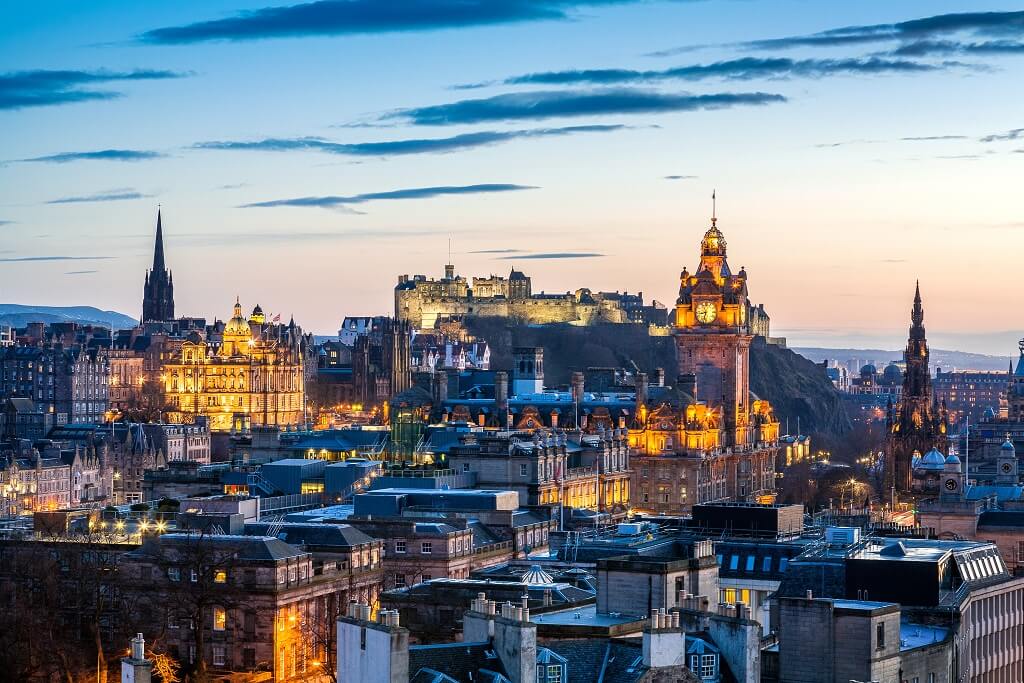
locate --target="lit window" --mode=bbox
[214,570,227,584]
[745,556,755,571]
[214,606,226,631]
[547,665,563,683]
[729,555,739,570]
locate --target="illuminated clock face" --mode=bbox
[944,478,959,491]
[695,301,717,324]
[1001,462,1014,474]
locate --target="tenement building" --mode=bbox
[395,262,661,330]
[885,282,949,494]
[628,214,779,513]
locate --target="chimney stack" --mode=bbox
[121,633,153,683]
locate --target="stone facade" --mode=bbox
[395,264,652,330]
[628,217,779,513]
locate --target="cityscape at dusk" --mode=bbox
[2,3,1024,683]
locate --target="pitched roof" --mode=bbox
[408,642,508,683]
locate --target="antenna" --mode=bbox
[711,189,717,226]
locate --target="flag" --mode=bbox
[272,313,281,323]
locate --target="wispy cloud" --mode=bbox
[140,0,663,44]
[0,69,185,110]
[980,127,1024,143]
[17,149,166,163]
[496,252,603,259]
[738,10,1024,51]
[0,220,14,226]
[899,135,968,141]
[217,182,250,190]
[46,188,153,204]
[0,256,115,263]
[241,183,537,209]
[664,174,697,180]
[65,270,99,275]
[890,39,1024,57]
[486,57,941,88]
[385,88,785,125]
[196,125,627,158]
[469,248,524,254]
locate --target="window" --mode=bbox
[190,569,198,583]
[876,623,885,649]
[729,555,739,570]
[214,570,227,584]
[1018,540,1024,563]
[395,574,406,588]
[779,557,789,572]
[690,655,699,673]
[422,573,432,581]
[395,540,406,554]
[421,542,432,554]
[547,665,563,683]
[243,648,256,668]
[462,463,470,472]
[701,654,716,678]
[762,556,772,572]
[745,555,755,571]
[213,646,226,667]
[214,606,226,631]
[520,463,528,477]
[168,567,180,582]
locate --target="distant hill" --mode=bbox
[464,319,851,438]
[793,346,1013,372]
[0,304,137,331]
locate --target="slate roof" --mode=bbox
[244,522,375,548]
[408,642,508,683]
[542,638,701,683]
[143,533,306,561]
[977,510,1024,528]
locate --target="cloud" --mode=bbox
[140,0,663,44]
[980,128,1024,143]
[491,57,940,87]
[217,182,250,190]
[0,220,14,226]
[664,174,697,180]
[813,139,882,148]
[241,183,537,209]
[17,149,166,163]
[0,69,185,110]
[469,248,525,253]
[496,252,603,259]
[737,10,1024,51]
[196,125,627,158]
[46,189,153,204]
[890,39,1024,57]
[899,135,968,141]
[65,270,99,275]
[385,88,785,125]
[0,256,115,263]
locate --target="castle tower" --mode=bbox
[886,282,948,493]
[141,209,174,323]
[673,212,751,447]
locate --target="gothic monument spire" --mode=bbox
[142,208,174,323]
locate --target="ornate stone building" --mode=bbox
[395,263,659,330]
[160,299,308,432]
[885,283,949,494]
[142,209,174,323]
[628,214,779,513]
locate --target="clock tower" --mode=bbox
[673,214,752,447]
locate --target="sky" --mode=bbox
[1,1,1023,354]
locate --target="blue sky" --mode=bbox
[2,1,1023,354]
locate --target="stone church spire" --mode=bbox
[142,208,175,323]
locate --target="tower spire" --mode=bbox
[711,189,717,227]
[911,280,924,330]
[152,207,165,272]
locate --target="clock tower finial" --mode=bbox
[711,189,717,227]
